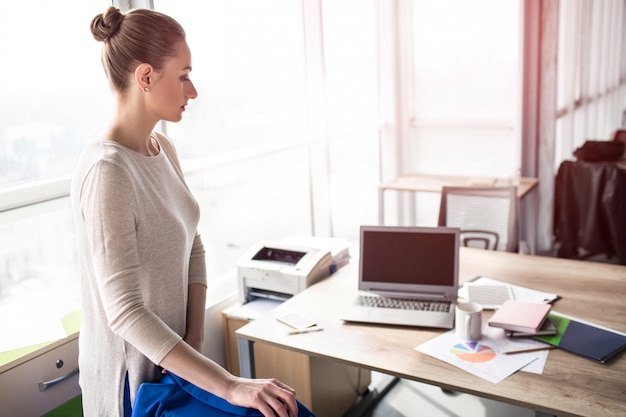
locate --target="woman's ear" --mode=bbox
[134,63,153,92]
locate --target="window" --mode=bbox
[554,0,626,166]
[155,0,382,278]
[0,0,383,349]
[322,0,381,238]
[0,0,110,351]
[155,0,308,157]
[0,1,112,190]
[406,0,522,225]
[410,0,521,177]
[154,1,313,284]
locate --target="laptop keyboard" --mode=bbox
[357,295,451,312]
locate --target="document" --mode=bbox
[459,276,558,304]
[229,298,282,320]
[415,325,548,383]
[482,325,550,374]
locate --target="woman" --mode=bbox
[71,6,298,417]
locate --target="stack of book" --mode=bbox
[485,289,626,363]
[488,300,556,337]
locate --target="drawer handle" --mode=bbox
[38,367,79,392]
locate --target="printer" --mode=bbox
[237,241,335,304]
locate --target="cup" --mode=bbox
[455,302,483,342]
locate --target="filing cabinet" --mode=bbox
[0,335,80,417]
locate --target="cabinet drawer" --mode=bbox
[0,337,80,417]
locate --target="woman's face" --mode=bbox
[148,41,198,123]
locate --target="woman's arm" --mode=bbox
[159,341,298,417]
[176,233,296,416]
[184,283,206,351]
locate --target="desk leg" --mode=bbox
[343,374,399,417]
[378,188,385,225]
[237,337,255,378]
[379,188,418,226]
[409,191,416,226]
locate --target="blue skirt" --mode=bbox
[131,372,315,417]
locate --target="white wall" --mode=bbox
[201,293,239,368]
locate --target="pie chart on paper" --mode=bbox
[450,342,497,363]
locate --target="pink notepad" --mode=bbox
[488,300,552,333]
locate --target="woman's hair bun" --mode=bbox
[90,6,124,42]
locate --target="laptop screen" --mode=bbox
[359,226,460,296]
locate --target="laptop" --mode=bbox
[341,225,460,329]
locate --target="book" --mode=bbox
[505,317,557,337]
[534,312,626,363]
[488,300,552,333]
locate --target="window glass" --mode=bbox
[554,0,626,166]
[322,0,379,133]
[0,1,108,347]
[0,1,112,189]
[329,131,380,241]
[412,0,519,123]
[409,0,521,226]
[322,0,381,241]
[153,1,314,281]
[155,0,308,158]
[410,0,521,180]
[188,149,313,283]
[0,203,80,353]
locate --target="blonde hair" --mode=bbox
[90,7,186,92]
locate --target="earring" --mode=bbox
[144,86,150,92]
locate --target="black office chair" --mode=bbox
[438,186,519,252]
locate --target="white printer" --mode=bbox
[237,241,335,304]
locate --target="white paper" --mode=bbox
[229,298,282,320]
[459,276,558,304]
[482,325,549,374]
[415,326,542,383]
[518,350,549,374]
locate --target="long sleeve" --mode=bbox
[188,232,207,287]
[72,136,205,415]
[81,160,183,364]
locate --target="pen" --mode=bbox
[288,326,324,335]
[504,346,555,355]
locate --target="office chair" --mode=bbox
[438,186,519,252]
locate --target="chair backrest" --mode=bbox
[438,186,519,252]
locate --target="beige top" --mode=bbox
[70,132,207,416]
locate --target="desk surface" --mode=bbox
[379,173,538,198]
[237,248,626,417]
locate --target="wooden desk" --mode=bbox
[237,248,626,417]
[378,173,539,224]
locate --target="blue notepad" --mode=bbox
[534,312,626,363]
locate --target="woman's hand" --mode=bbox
[225,376,298,417]
[160,341,298,416]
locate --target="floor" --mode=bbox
[364,372,535,417]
